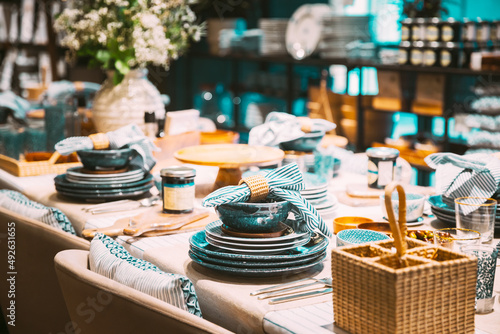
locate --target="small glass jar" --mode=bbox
[476,19,491,42]
[440,42,463,68]
[161,166,196,214]
[401,18,413,41]
[463,19,477,42]
[423,42,441,67]
[412,18,426,41]
[439,18,462,42]
[491,20,500,42]
[398,41,412,65]
[366,147,399,189]
[463,42,478,69]
[410,41,425,66]
[425,17,441,42]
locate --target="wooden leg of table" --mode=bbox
[214,167,242,190]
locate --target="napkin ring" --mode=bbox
[239,175,269,203]
[89,133,110,150]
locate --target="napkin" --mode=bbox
[55,124,159,172]
[248,112,336,147]
[0,91,30,124]
[43,80,101,101]
[202,163,332,237]
[425,152,500,210]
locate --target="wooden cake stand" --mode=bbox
[174,144,285,189]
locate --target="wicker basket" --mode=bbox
[0,152,81,177]
[331,182,477,334]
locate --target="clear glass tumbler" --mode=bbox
[455,197,497,243]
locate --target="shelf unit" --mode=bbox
[185,52,500,185]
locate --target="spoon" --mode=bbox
[90,196,161,214]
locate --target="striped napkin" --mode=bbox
[425,153,500,212]
[202,163,332,237]
[55,124,158,172]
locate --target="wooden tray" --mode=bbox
[0,152,81,177]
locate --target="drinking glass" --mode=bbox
[433,228,481,252]
[460,245,498,313]
[455,197,497,243]
[313,150,334,181]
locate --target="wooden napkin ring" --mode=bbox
[89,133,110,150]
[239,175,269,203]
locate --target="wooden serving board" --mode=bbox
[82,208,217,239]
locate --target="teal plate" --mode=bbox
[55,182,153,195]
[54,174,153,190]
[56,186,152,201]
[189,248,327,268]
[189,230,328,261]
[429,195,500,221]
[189,251,327,277]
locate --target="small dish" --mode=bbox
[336,229,390,247]
[380,192,425,223]
[334,216,373,234]
[215,200,291,233]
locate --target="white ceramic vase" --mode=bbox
[92,68,164,133]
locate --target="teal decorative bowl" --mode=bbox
[380,192,426,222]
[215,200,292,233]
[279,130,325,152]
[76,148,134,170]
[336,229,390,247]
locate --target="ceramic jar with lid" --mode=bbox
[425,17,441,42]
[411,41,425,66]
[401,18,413,41]
[463,19,477,42]
[440,42,463,68]
[399,41,412,65]
[439,18,462,42]
[476,19,491,42]
[423,42,441,67]
[412,18,426,41]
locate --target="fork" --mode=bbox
[250,277,331,297]
[257,278,332,300]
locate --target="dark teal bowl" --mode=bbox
[215,200,292,233]
[279,130,325,152]
[76,148,134,170]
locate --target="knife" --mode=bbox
[122,211,210,237]
[268,288,333,305]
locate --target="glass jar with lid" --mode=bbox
[160,166,196,214]
[410,41,425,66]
[476,19,491,42]
[463,42,478,69]
[401,18,413,41]
[398,41,412,65]
[462,19,477,42]
[491,21,500,42]
[440,42,463,68]
[425,17,441,42]
[439,18,462,42]
[423,42,441,67]
[412,18,426,41]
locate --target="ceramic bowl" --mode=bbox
[215,200,291,233]
[76,148,134,170]
[333,216,373,234]
[336,229,390,247]
[357,222,393,236]
[380,192,426,222]
[279,130,325,152]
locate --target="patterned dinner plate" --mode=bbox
[189,231,329,261]
[56,186,152,201]
[189,248,326,268]
[65,173,145,184]
[205,233,311,253]
[55,174,153,189]
[204,220,309,244]
[189,251,327,277]
[55,183,153,195]
[66,165,143,178]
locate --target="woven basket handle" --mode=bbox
[384,181,407,258]
[48,151,61,165]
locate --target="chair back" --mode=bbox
[54,249,234,334]
[0,206,90,333]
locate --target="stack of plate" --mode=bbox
[54,166,153,201]
[301,173,338,218]
[259,19,288,56]
[428,195,500,231]
[318,15,371,59]
[188,220,328,277]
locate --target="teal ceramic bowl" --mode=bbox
[76,148,134,170]
[215,200,292,233]
[279,130,325,152]
[336,229,390,247]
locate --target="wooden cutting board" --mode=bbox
[82,208,217,239]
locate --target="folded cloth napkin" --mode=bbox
[0,190,76,235]
[0,91,31,124]
[248,112,336,147]
[425,153,500,212]
[43,80,101,101]
[54,124,158,172]
[202,163,332,237]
